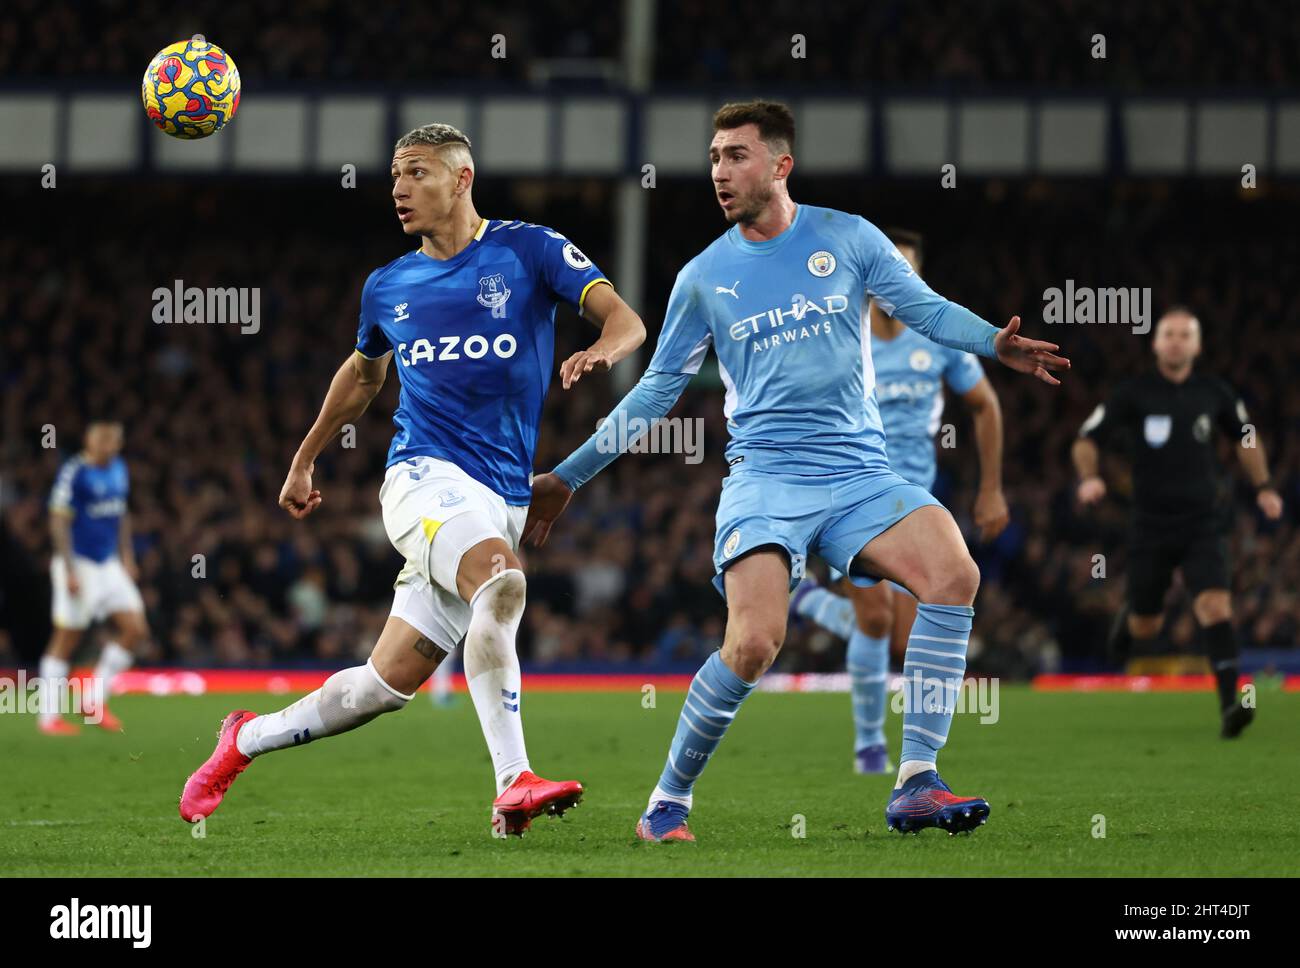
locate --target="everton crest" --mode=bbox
[476,273,511,311]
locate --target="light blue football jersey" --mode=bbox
[872,325,985,488]
[356,219,609,504]
[626,204,996,477]
[48,455,129,562]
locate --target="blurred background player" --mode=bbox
[179,123,646,834]
[791,227,1009,774]
[430,645,457,706]
[1073,307,1283,737]
[527,101,1067,840]
[37,419,146,735]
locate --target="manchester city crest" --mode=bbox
[723,528,742,558]
[807,250,836,277]
[476,273,511,310]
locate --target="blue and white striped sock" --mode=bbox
[652,651,757,807]
[847,629,889,750]
[795,586,856,640]
[899,603,972,773]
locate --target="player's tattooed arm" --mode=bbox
[561,283,646,389]
[412,636,441,660]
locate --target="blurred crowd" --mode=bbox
[653,0,1300,89]
[3,0,1297,89]
[2,174,1297,677]
[0,0,618,83]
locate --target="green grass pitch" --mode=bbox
[3,686,1296,876]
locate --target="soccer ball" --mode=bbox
[141,36,241,139]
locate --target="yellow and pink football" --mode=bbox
[141,37,241,139]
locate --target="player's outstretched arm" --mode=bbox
[524,367,692,546]
[279,351,390,519]
[559,283,646,389]
[860,219,1068,382]
[527,264,706,546]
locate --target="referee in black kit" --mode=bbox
[1071,308,1284,738]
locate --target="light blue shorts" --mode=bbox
[824,464,935,594]
[711,465,942,598]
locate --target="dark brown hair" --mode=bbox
[885,227,924,265]
[712,100,795,156]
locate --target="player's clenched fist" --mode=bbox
[279,462,323,519]
[524,472,573,547]
[1076,475,1106,505]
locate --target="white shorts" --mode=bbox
[51,555,145,630]
[380,456,528,654]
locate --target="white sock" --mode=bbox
[895,759,936,789]
[648,785,692,813]
[38,655,69,724]
[236,659,411,758]
[463,569,530,795]
[92,641,133,703]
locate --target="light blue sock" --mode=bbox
[900,603,973,766]
[655,651,757,801]
[847,629,889,750]
[795,586,856,640]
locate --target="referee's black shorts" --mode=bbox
[1126,508,1232,615]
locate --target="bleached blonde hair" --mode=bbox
[394,123,474,173]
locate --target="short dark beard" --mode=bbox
[726,184,773,226]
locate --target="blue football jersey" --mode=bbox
[639,204,996,477]
[356,219,609,504]
[48,455,129,562]
[872,325,985,487]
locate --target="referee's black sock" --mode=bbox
[1199,620,1241,711]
